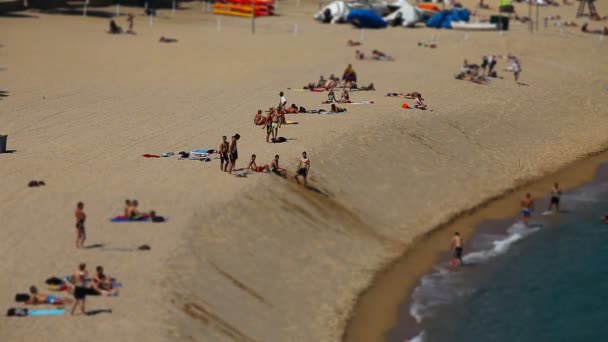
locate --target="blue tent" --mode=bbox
[347,9,387,29]
[426,8,470,29]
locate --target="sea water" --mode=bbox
[388,165,608,342]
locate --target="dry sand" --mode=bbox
[0,1,607,341]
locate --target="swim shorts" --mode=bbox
[522,208,531,217]
[297,168,308,177]
[229,151,238,162]
[454,247,463,258]
[550,196,560,205]
[272,122,279,129]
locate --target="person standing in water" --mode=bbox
[219,136,229,172]
[548,182,562,212]
[74,202,86,249]
[521,192,534,226]
[294,151,310,186]
[450,232,464,266]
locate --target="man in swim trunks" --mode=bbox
[264,109,273,143]
[271,109,280,142]
[521,192,534,226]
[450,232,464,266]
[227,134,240,175]
[548,182,561,212]
[219,136,229,172]
[294,151,310,186]
[75,202,86,249]
[247,154,270,173]
[270,155,287,177]
[71,263,94,315]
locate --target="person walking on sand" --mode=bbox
[219,136,229,172]
[75,202,86,249]
[227,134,240,175]
[279,92,287,112]
[450,232,464,266]
[521,192,534,226]
[126,13,135,34]
[71,263,89,315]
[548,182,562,212]
[294,151,310,186]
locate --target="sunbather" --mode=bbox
[128,200,141,218]
[413,94,427,110]
[338,89,351,103]
[271,155,287,177]
[355,50,365,60]
[356,83,375,91]
[347,40,361,46]
[159,36,178,43]
[254,109,266,125]
[123,199,132,217]
[109,20,123,34]
[247,154,271,173]
[323,90,336,104]
[29,286,73,305]
[372,50,393,61]
[91,266,119,296]
[330,104,346,113]
[285,104,299,114]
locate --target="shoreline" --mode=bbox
[343,147,608,342]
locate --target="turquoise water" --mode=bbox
[389,166,608,342]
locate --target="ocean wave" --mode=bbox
[409,222,541,324]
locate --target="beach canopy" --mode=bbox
[314,1,350,24]
[383,0,424,27]
[347,9,387,29]
[426,8,470,29]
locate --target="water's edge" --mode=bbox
[343,148,608,342]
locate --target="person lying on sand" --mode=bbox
[581,23,608,35]
[372,50,394,61]
[323,90,336,104]
[356,83,375,91]
[270,155,287,177]
[355,50,365,60]
[285,104,299,114]
[338,89,351,103]
[347,40,361,46]
[247,154,271,173]
[29,286,73,305]
[109,20,123,34]
[330,104,346,113]
[386,91,420,99]
[159,36,178,43]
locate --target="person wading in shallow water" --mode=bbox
[521,192,534,226]
[548,182,562,212]
[450,232,464,266]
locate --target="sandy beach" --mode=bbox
[1,1,607,341]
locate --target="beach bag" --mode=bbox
[152,216,166,223]
[299,106,307,113]
[15,294,30,302]
[7,308,28,317]
[45,277,64,286]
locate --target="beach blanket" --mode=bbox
[111,216,150,222]
[7,308,65,317]
[345,101,375,105]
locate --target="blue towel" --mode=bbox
[111,216,150,222]
[28,309,65,317]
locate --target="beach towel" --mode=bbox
[7,308,65,317]
[142,154,161,158]
[111,216,151,222]
[346,100,375,105]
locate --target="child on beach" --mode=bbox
[75,202,86,249]
[323,90,336,104]
[338,89,351,103]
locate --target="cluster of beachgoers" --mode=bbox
[455,54,523,85]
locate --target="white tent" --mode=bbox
[313,1,350,24]
[383,0,423,27]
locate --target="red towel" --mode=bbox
[142,154,161,158]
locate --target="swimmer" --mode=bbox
[521,193,534,226]
[450,232,464,266]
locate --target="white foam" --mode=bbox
[407,331,426,342]
[409,221,541,324]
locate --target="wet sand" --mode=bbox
[344,150,608,342]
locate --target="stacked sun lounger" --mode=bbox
[213,0,275,18]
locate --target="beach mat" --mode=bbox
[346,100,375,105]
[111,216,150,222]
[28,309,66,317]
